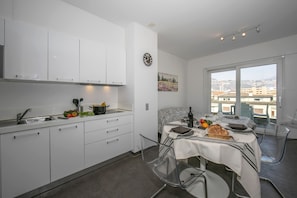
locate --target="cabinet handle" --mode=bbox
[86,80,101,83]
[106,138,119,144]
[13,132,40,139]
[111,82,123,85]
[106,118,119,123]
[58,125,78,131]
[106,128,119,134]
[15,74,39,80]
[56,77,74,81]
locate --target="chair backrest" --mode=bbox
[253,104,270,125]
[260,125,290,164]
[240,103,254,120]
[140,134,183,187]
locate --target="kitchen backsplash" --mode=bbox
[0,81,119,120]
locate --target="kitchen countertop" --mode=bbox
[0,109,133,135]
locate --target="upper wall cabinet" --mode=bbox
[49,31,79,83]
[106,46,126,85]
[80,39,106,84]
[0,18,4,45]
[4,20,48,80]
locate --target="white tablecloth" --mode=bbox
[161,121,262,198]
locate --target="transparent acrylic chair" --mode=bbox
[231,124,290,198]
[259,125,290,198]
[140,134,208,198]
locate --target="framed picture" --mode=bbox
[158,72,178,92]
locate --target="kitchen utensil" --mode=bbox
[90,105,110,115]
[73,99,79,108]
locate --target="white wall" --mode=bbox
[158,50,187,109]
[0,81,118,120]
[187,34,297,125]
[0,0,125,120]
[122,23,158,151]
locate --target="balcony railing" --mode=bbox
[211,101,276,120]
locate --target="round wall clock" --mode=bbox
[143,53,153,66]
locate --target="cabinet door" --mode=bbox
[85,133,132,168]
[85,124,132,144]
[49,31,79,82]
[1,128,50,198]
[85,115,132,132]
[4,19,48,80]
[0,18,4,45]
[80,39,106,84]
[106,46,126,85]
[50,123,84,182]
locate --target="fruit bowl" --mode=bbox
[63,110,79,118]
[199,119,213,129]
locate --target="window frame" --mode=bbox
[204,56,284,123]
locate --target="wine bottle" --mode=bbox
[188,106,194,128]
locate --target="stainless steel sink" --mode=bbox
[0,116,55,127]
[18,116,55,124]
[0,120,18,127]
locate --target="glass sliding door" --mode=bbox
[240,64,277,124]
[209,58,281,125]
[210,70,236,115]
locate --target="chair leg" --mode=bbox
[151,184,167,198]
[202,174,208,198]
[260,176,285,198]
[231,172,250,198]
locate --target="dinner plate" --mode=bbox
[171,126,192,134]
[228,123,247,130]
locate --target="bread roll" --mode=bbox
[208,124,229,137]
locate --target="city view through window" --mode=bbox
[211,64,277,123]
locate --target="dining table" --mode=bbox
[160,115,262,198]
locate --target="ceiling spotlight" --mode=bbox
[256,26,260,33]
[241,32,246,37]
[232,34,236,40]
[220,36,224,41]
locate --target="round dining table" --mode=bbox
[161,120,261,198]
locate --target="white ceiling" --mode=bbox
[62,0,297,60]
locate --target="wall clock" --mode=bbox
[143,53,153,66]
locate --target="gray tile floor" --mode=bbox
[30,139,297,198]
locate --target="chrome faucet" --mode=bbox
[17,108,32,124]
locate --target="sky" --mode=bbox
[212,64,276,81]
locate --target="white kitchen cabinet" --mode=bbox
[1,128,50,198]
[0,18,4,45]
[106,46,126,85]
[80,39,106,84]
[50,122,84,182]
[84,115,132,168]
[49,31,79,83]
[4,19,48,80]
[85,133,132,167]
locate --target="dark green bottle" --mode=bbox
[188,107,194,128]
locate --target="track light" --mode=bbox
[219,25,261,41]
[232,34,236,40]
[256,26,260,33]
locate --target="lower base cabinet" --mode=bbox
[50,123,84,182]
[0,128,50,198]
[85,133,132,167]
[84,115,133,168]
[0,114,133,197]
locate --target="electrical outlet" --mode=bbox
[145,103,149,111]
